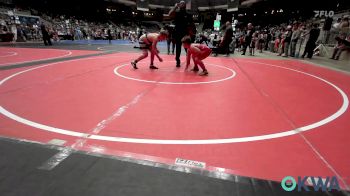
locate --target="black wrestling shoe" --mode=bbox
[176,60,181,68]
[199,70,208,76]
[191,67,199,72]
[131,61,138,69]
[150,65,159,69]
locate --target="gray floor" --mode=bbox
[0,137,349,196]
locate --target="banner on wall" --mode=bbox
[137,0,149,11]
[227,0,239,12]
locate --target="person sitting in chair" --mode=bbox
[330,35,350,60]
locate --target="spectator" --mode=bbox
[264,30,272,51]
[330,35,350,60]
[137,28,143,39]
[164,24,176,55]
[107,29,112,44]
[220,21,234,57]
[302,23,320,59]
[197,33,209,46]
[258,31,265,53]
[239,34,245,52]
[1,25,8,33]
[333,18,342,30]
[82,29,87,39]
[274,34,281,53]
[339,16,350,35]
[340,16,350,28]
[282,25,292,57]
[11,24,17,42]
[295,25,307,57]
[290,23,301,57]
[235,28,243,51]
[277,29,285,56]
[242,23,254,55]
[70,28,75,41]
[41,24,52,46]
[250,31,258,56]
[322,17,333,44]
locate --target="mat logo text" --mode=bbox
[281,176,340,192]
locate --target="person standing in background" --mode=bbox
[11,24,17,42]
[290,23,301,57]
[339,16,349,35]
[221,21,234,57]
[302,23,320,59]
[333,18,342,30]
[164,24,176,55]
[282,25,292,57]
[169,0,193,67]
[137,28,143,40]
[107,29,112,44]
[258,31,265,53]
[41,24,52,46]
[242,23,254,55]
[70,28,75,41]
[322,17,333,44]
[264,30,271,51]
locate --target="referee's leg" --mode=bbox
[175,37,182,67]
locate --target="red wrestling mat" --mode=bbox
[0,47,100,66]
[0,52,349,189]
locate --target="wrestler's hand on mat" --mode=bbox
[159,57,163,62]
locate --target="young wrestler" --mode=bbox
[131,30,168,69]
[182,36,212,76]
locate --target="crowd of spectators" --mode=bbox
[31,14,143,42]
[0,11,42,42]
[194,14,350,60]
[0,9,149,43]
[1,6,349,61]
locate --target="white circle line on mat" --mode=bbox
[0,50,72,66]
[0,56,348,144]
[0,52,18,58]
[114,62,236,85]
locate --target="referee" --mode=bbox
[169,1,193,67]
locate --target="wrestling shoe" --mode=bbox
[131,61,138,69]
[150,65,159,69]
[191,67,199,72]
[199,70,208,76]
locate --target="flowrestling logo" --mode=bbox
[281,176,340,192]
[314,10,334,18]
